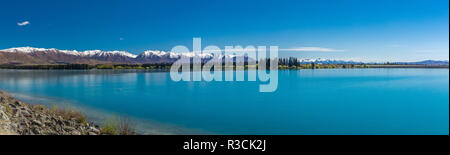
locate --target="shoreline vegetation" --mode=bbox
[0,91,136,135]
[0,63,448,70]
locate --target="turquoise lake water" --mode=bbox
[0,69,448,135]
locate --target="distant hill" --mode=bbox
[399,60,449,65]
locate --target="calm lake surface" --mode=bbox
[0,69,448,135]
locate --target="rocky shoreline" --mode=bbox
[0,91,101,135]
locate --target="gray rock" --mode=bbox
[31,126,41,135]
[31,120,43,127]
[87,132,97,135]
[71,130,81,135]
[1,91,102,135]
[88,126,100,133]
[0,110,9,121]
[63,126,75,131]
[21,110,32,117]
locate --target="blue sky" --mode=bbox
[0,0,448,62]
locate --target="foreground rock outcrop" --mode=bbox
[0,91,101,135]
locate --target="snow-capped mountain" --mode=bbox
[79,50,138,63]
[2,47,447,66]
[0,47,248,65]
[393,60,449,65]
[137,50,218,59]
[0,47,139,64]
[135,50,252,63]
[2,47,137,58]
[80,50,138,58]
[136,50,180,63]
[298,58,362,64]
[297,58,449,65]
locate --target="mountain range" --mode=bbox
[0,47,236,65]
[0,47,448,65]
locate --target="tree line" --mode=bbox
[2,57,443,70]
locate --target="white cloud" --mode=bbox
[280,47,344,52]
[17,21,30,26]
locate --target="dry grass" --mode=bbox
[101,116,136,135]
[30,104,46,112]
[117,117,136,135]
[49,105,88,124]
[4,105,13,116]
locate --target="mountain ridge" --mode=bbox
[0,47,448,65]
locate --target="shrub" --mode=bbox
[101,117,118,135]
[101,116,136,135]
[50,105,88,124]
